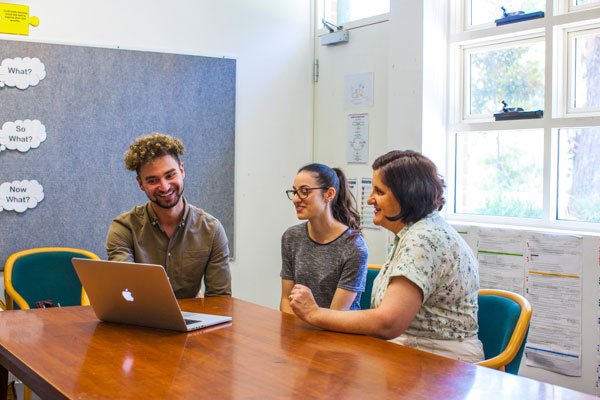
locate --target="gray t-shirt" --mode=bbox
[280,222,368,310]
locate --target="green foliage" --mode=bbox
[470,45,544,114]
[562,128,600,223]
[476,193,542,218]
[566,194,600,223]
[475,135,543,218]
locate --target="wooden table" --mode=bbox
[0,297,594,399]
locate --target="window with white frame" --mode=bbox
[448,0,600,230]
[467,1,546,28]
[317,0,389,28]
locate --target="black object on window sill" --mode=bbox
[493,100,543,121]
[495,7,544,26]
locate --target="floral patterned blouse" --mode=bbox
[371,211,480,339]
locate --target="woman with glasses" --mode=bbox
[288,151,484,363]
[280,163,368,314]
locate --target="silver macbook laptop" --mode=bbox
[72,258,232,332]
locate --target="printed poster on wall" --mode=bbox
[344,72,373,108]
[524,232,582,376]
[360,177,378,229]
[347,177,359,207]
[346,113,368,164]
[477,227,526,296]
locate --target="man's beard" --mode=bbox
[151,186,184,209]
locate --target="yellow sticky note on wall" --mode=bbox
[0,3,39,36]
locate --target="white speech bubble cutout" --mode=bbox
[0,120,47,152]
[0,57,46,90]
[0,180,44,213]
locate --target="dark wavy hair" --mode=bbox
[298,163,361,232]
[372,150,445,224]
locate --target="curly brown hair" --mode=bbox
[124,132,185,174]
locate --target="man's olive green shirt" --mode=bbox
[106,198,231,298]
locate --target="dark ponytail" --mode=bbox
[298,164,361,232]
[331,168,361,231]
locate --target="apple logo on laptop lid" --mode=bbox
[122,289,134,302]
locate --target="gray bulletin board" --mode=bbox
[0,39,236,268]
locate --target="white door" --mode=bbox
[313,11,391,263]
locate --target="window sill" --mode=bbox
[446,215,600,237]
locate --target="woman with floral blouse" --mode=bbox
[289,150,484,362]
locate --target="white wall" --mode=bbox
[387,0,424,152]
[12,0,314,309]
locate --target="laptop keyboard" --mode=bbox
[184,319,201,325]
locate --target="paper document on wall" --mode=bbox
[476,227,526,295]
[452,225,470,236]
[346,113,368,164]
[524,232,582,376]
[451,224,476,253]
[359,178,378,229]
[347,178,359,207]
[344,72,373,108]
[597,353,600,397]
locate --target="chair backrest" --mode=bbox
[360,264,382,310]
[476,289,532,374]
[4,247,100,310]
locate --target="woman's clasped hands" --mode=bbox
[288,284,320,323]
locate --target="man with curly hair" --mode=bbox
[105,132,231,298]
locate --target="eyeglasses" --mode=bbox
[286,186,328,200]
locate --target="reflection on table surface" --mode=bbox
[0,297,595,399]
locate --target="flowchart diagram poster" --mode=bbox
[0,39,236,265]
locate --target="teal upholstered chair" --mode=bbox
[476,289,532,374]
[4,247,100,310]
[4,247,100,400]
[360,265,382,310]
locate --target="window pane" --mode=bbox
[557,127,600,222]
[469,0,545,26]
[455,130,543,218]
[573,0,600,6]
[468,42,544,116]
[571,31,600,109]
[320,0,389,26]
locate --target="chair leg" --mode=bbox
[24,385,32,400]
[6,381,16,400]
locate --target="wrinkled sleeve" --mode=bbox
[203,221,232,297]
[105,219,135,262]
[337,236,368,292]
[388,233,437,303]
[280,230,295,281]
